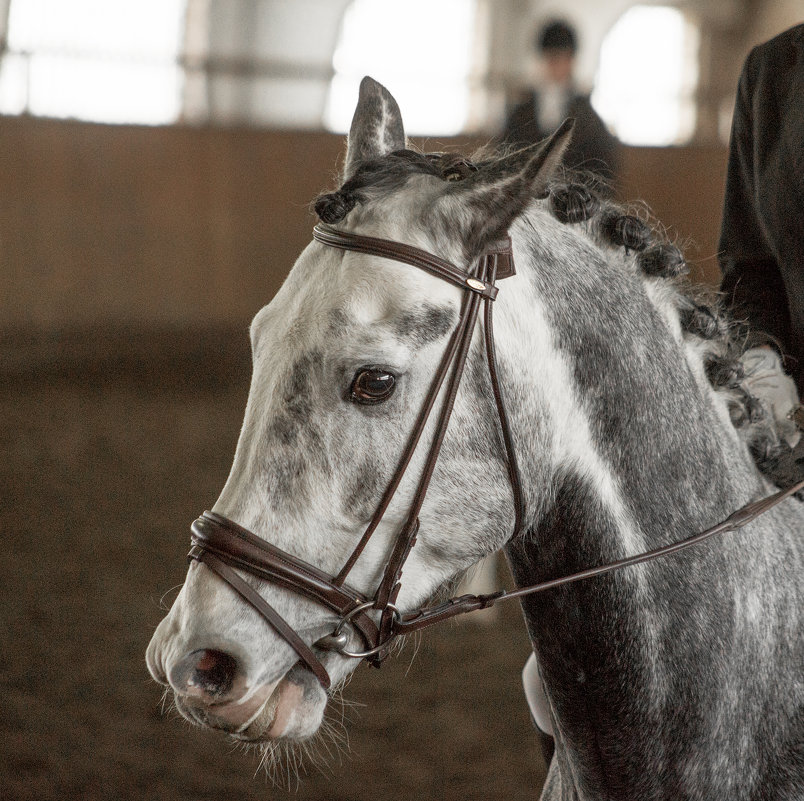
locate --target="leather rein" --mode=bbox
[187,222,804,690]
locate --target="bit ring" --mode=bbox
[315,600,401,658]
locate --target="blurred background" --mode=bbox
[1,1,801,800]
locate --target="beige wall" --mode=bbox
[1,116,727,332]
[1,117,344,329]
[746,0,802,49]
[490,2,802,144]
[618,144,727,287]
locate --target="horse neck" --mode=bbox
[496,210,763,543]
[495,213,802,797]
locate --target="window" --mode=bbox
[592,5,699,146]
[0,0,484,131]
[0,0,186,125]
[324,0,478,136]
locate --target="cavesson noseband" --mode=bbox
[187,222,804,690]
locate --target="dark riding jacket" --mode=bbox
[503,90,619,181]
[719,24,804,392]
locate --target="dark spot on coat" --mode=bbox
[283,350,323,419]
[327,308,350,336]
[393,304,455,345]
[262,351,327,506]
[342,458,384,520]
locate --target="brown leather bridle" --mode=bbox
[187,222,804,690]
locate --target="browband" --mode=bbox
[312,224,515,297]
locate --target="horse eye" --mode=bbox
[350,368,396,405]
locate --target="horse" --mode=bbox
[146,77,804,799]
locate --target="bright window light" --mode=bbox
[592,5,699,146]
[324,0,476,136]
[0,0,186,125]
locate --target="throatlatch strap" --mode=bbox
[482,253,525,536]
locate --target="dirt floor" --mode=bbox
[1,331,548,801]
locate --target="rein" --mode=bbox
[187,223,804,690]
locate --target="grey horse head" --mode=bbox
[147,76,571,743]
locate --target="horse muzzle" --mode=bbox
[147,635,326,740]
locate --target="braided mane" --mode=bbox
[313,147,801,495]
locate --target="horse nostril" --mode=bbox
[171,649,238,699]
[190,649,237,697]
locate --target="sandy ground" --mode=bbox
[1,334,548,801]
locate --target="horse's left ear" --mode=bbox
[441,119,574,250]
[343,77,407,181]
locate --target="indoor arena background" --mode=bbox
[2,1,800,799]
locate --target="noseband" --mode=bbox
[187,222,804,690]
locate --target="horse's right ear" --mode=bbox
[439,120,574,251]
[342,77,406,181]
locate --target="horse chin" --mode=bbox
[236,665,327,741]
[175,664,327,742]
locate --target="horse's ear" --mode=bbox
[442,119,574,249]
[343,77,406,181]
